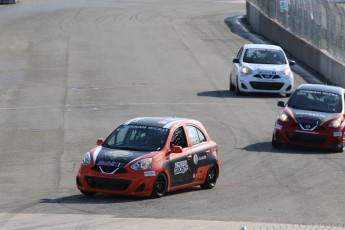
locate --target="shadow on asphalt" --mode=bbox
[197,90,286,99]
[242,141,338,155]
[40,187,202,204]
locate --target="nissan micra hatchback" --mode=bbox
[230,43,295,97]
[76,117,220,198]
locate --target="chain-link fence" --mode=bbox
[247,0,345,63]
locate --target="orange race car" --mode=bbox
[76,117,220,198]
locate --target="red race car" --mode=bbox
[76,117,220,198]
[272,84,345,152]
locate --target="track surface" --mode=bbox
[1,0,345,228]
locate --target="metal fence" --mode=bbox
[247,0,345,63]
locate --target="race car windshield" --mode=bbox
[102,125,169,152]
[288,89,342,113]
[243,48,287,65]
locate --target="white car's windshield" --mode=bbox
[288,89,342,113]
[243,48,287,65]
[103,125,169,151]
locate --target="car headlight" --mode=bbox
[279,112,289,122]
[329,118,342,128]
[131,158,152,171]
[283,68,291,76]
[81,152,91,166]
[241,67,252,75]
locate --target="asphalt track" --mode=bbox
[1,0,345,229]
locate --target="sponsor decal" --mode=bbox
[295,130,319,135]
[193,154,198,165]
[105,150,133,159]
[258,70,275,75]
[199,155,206,161]
[295,111,326,119]
[275,124,282,130]
[174,160,188,175]
[97,161,125,167]
[144,171,156,177]
[333,132,342,137]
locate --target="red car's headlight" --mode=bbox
[278,112,289,122]
[329,118,342,129]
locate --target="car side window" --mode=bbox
[186,126,206,146]
[170,127,188,148]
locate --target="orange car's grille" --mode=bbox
[91,166,128,174]
[84,176,131,191]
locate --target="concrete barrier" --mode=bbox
[246,1,345,87]
[0,0,17,4]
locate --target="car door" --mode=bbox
[185,125,213,179]
[168,126,194,187]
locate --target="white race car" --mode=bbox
[229,44,295,97]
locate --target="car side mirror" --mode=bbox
[289,60,295,66]
[171,146,183,154]
[233,58,240,64]
[97,138,104,146]
[277,101,285,107]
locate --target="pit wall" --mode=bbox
[246,1,345,87]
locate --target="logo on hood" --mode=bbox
[104,150,133,159]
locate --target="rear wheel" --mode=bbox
[272,134,282,148]
[151,173,167,198]
[201,163,218,189]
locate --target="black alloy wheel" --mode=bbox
[200,163,218,189]
[151,173,167,198]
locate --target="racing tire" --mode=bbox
[272,134,282,149]
[334,138,344,153]
[229,78,235,91]
[200,163,218,189]
[80,190,97,196]
[235,78,242,95]
[151,172,167,198]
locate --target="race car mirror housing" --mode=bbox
[233,58,240,64]
[171,146,183,154]
[96,138,104,146]
[289,60,296,66]
[277,101,285,107]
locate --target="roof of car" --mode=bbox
[297,84,344,94]
[243,43,283,50]
[122,117,201,129]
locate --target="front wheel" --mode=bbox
[229,76,235,91]
[200,163,218,189]
[235,78,242,95]
[333,137,344,153]
[151,172,167,198]
[272,134,282,149]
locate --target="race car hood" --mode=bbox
[245,63,287,73]
[286,107,340,129]
[90,146,156,173]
